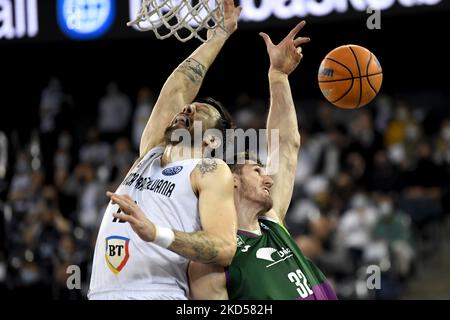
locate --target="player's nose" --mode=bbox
[182,104,196,115]
[263,175,274,189]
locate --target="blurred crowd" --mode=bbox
[0,78,449,299]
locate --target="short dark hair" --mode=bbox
[228,151,263,174]
[196,97,235,160]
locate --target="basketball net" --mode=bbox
[127,0,227,43]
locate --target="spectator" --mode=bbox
[372,194,415,279]
[40,78,63,136]
[348,111,383,171]
[331,172,356,214]
[403,142,443,191]
[7,152,34,217]
[97,82,132,142]
[433,118,450,217]
[311,101,337,133]
[132,87,155,151]
[337,193,378,269]
[39,78,64,176]
[72,163,107,231]
[109,138,135,184]
[79,127,111,169]
[343,152,367,187]
[369,150,400,191]
[314,125,351,180]
[373,94,393,132]
[384,99,412,147]
[433,118,450,167]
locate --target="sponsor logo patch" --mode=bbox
[256,247,293,268]
[105,236,130,274]
[162,166,183,176]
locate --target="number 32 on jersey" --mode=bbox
[287,269,314,298]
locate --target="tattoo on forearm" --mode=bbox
[171,231,219,264]
[196,158,218,177]
[177,58,207,85]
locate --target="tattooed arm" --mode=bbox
[109,159,237,267]
[139,0,242,157]
[169,159,237,266]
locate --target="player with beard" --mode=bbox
[188,21,338,300]
[88,0,241,300]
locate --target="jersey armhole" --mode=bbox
[127,145,165,176]
[259,216,291,236]
[144,145,165,158]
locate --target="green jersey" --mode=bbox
[225,217,337,300]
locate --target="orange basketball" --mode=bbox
[318,45,383,109]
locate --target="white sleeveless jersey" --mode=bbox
[88,146,202,300]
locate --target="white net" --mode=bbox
[127,0,227,43]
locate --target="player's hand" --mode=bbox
[207,0,242,40]
[260,21,311,76]
[107,191,156,242]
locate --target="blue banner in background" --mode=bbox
[57,0,116,40]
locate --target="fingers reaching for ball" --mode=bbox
[260,20,311,75]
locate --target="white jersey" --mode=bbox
[88,146,202,300]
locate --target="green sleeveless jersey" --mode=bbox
[225,217,337,300]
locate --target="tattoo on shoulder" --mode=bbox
[196,158,218,177]
[177,58,207,85]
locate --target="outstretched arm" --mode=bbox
[261,21,310,223]
[139,0,242,157]
[108,159,237,267]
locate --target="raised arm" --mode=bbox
[260,21,310,222]
[108,159,237,267]
[139,0,242,157]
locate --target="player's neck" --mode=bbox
[161,144,204,166]
[235,198,264,233]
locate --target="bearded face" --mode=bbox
[164,103,222,147]
[164,113,194,146]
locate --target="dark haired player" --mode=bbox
[88,0,241,300]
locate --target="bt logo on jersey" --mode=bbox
[105,236,130,274]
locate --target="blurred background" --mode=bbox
[1,0,450,300]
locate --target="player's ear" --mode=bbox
[233,174,241,189]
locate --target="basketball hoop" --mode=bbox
[127,0,227,43]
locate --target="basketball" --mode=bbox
[318,45,383,109]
